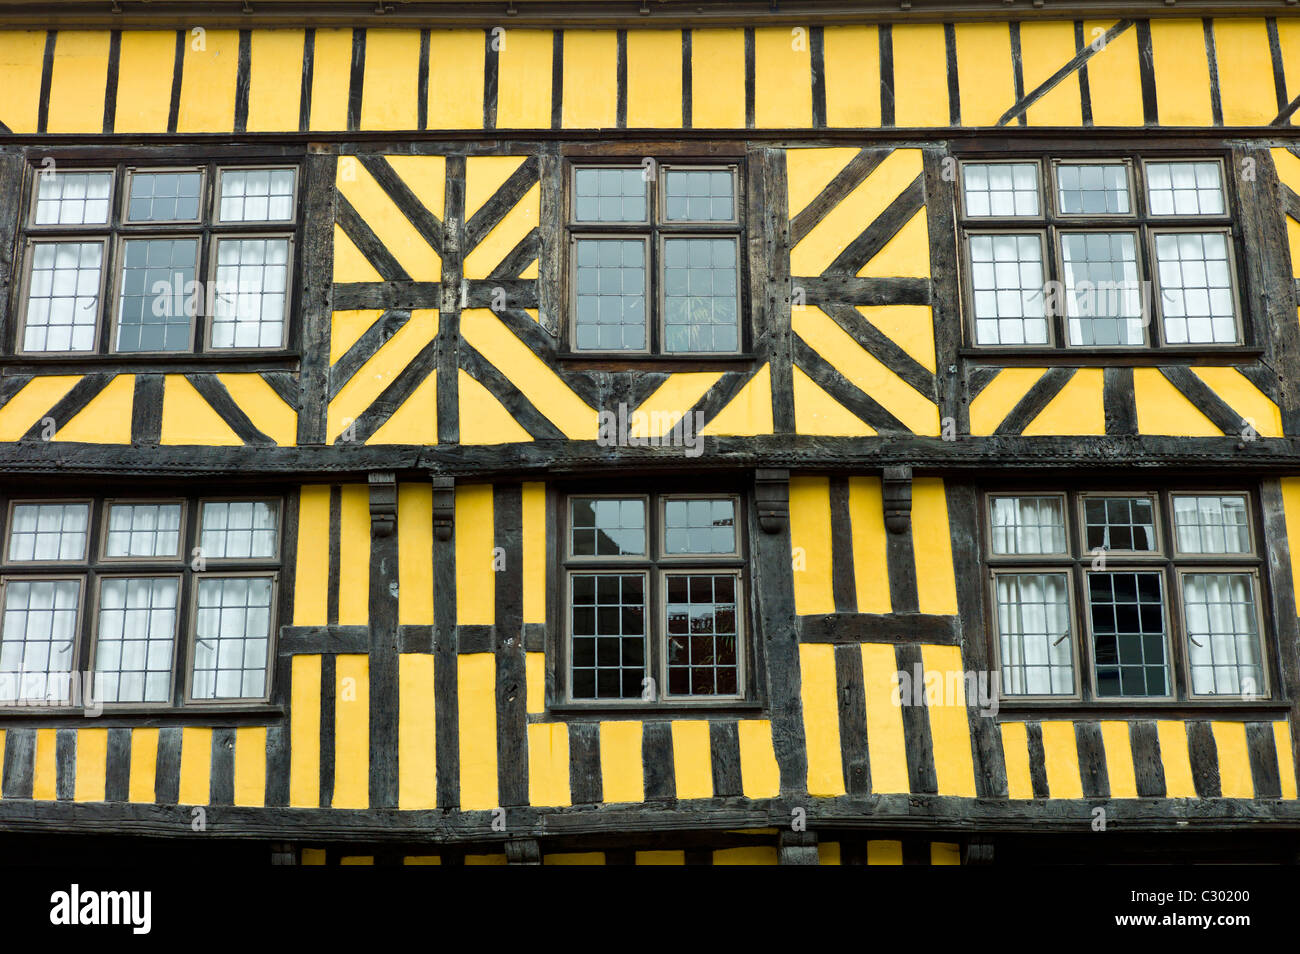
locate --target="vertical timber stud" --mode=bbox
[439,155,466,445]
[923,146,962,433]
[431,476,460,807]
[750,468,806,794]
[0,153,28,347]
[368,472,399,808]
[495,484,528,808]
[883,466,919,613]
[298,149,338,445]
[750,147,794,433]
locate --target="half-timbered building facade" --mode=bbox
[0,0,1298,864]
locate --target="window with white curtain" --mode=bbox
[986,490,1266,702]
[0,495,281,709]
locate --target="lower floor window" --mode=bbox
[987,489,1267,702]
[0,495,280,708]
[564,491,747,703]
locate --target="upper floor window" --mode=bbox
[562,491,748,703]
[985,489,1268,704]
[0,495,281,710]
[957,156,1241,350]
[17,163,298,355]
[566,161,743,356]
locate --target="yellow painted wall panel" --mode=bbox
[47,32,110,133]
[818,842,842,865]
[527,722,571,806]
[857,208,929,279]
[115,31,177,133]
[1150,20,1214,126]
[233,726,267,808]
[931,843,961,865]
[600,720,644,804]
[737,720,781,797]
[754,27,811,128]
[337,157,441,280]
[1190,367,1282,438]
[405,856,441,865]
[954,22,1015,126]
[522,482,547,624]
[74,728,108,803]
[427,30,485,129]
[496,29,552,128]
[309,29,353,131]
[848,477,891,613]
[246,31,304,132]
[160,375,243,446]
[463,183,538,280]
[455,483,495,626]
[912,479,958,615]
[545,853,605,865]
[294,485,331,626]
[691,29,745,128]
[626,30,682,127]
[214,374,297,446]
[793,366,874,436]
[526,651,545,714]
[1039,720,1083,798]
[1000,722,1034,799]
[891,25,948,127]
[332,654,369,809]
[1274,722,1297,798]
[1133,368,1222,436]
[1019,22,1082,127]
[177,30,239,132]
[398,483,435,625]
[0,31,47,132]
[1099,721,1138,797]
[178,727,212,805]
[385,155,447,218]
[458,654,498,809]
[867,840,903,864]
[637,850,686,865]
[53,374,134,443]
[338,484,371,625]
[1156,720,1197,798]
[794,308,938,436]
[824,26,880,127]
[333,227,384,283]
[129,728,159,803]
[788,476,835,615]
[465,155,526,220]
[399,653,437,809]
[1020,368,1105,436]
[368,368,437,447]
[921,645,976,797]
[791,148,922,277]
[0,375,79,440]
[458,369,534,445]
[699,364,773,436]
[969,368,1046,435]
[1211,721,1253,798]
[859,305,936,374]
[360,29,420,130]
[1281,20,1300,125]
[1214,19,1275,125]
[799,644,846,796]
[327,310,438,443]
[786,147,859,224]
[630,372,722,438]
[1083,21,1143,126]
[33,728,56,801]
[289,654,322,807]
[461,309,598,439]
[670,720,713,799]
[562,31,617,128]
[862,643,910,793]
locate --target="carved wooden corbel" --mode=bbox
[432,476,455,541]
[754,468,790,534]
[368,472,397,537]
[882,465,913,534]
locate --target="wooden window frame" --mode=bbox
[955,149,1248,355]
[86,570,184,711]
[11,160,303,358]
[557,486,752,708]
[0,492,284,714]
[562,156,748,360]
[983,487,1273,709]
